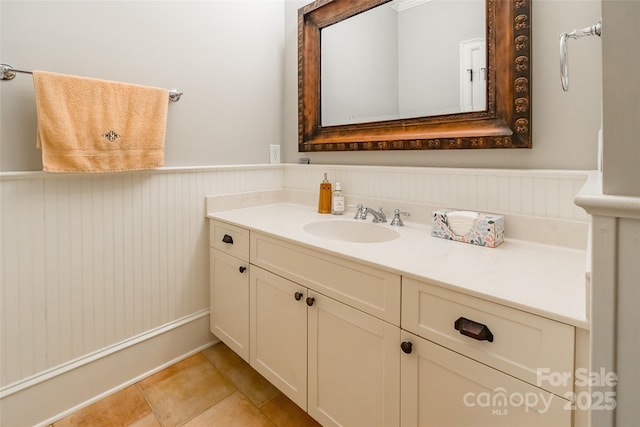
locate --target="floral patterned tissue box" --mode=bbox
[431,210,505,248]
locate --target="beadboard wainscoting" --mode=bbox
[0,166,283,426]
[283,165,590,248]
[284,165,588,222]
[0,164,589,426]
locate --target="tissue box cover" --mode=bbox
[431,210,504,248]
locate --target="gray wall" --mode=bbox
[321,0,485,124]
[321,4,398,125]
[0,0,284,171]
[602,0,640,198]
[601,1,640,424]
[398,0,485,117]
[285,0,603,169]
[1,0,603,171]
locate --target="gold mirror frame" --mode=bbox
[298,0,531,152]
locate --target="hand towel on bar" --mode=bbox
[32,71,169,173]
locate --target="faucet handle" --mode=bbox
[390,209,410,227]
[348,204,367,220]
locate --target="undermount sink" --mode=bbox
[303,220,400,243]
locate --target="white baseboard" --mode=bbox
[0,310,217,427]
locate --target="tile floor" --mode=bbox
[51,342,321,427]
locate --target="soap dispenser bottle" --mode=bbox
[331,182,344,215]
[318,173,332,214]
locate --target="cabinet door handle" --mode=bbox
[454,317,494,342]
[306,297,315,306]
[239,266,247,273]
[222,234,234,244]
[294,292,304,301]
[401,341,413,354]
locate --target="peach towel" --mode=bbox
[33,71,168,172]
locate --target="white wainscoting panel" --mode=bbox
[0,163,586,398]
[283,165,589,222]
[0,167,283,389]
[0,178,48,385]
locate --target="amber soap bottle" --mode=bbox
[318,173,332,214]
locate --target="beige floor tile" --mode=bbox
[139,353,208,389]
[139,353,235,427]
[55,345,323,427]
[223,362,282,408]
[183,391,276,427]
[202,342,245,371]
[53,385,151,427]
[129,413,161,427]
[204,343,281,407]
[261,393,322,427]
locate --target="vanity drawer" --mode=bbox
[402,277,575,396]
[209,220,250,261]
[250,232,401,325]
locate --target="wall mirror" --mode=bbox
[298,0,531,152]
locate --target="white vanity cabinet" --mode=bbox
[250,265,401,426]
[250,232,402,427]
[400,330,570,427]
[401,277,575,427]
[307,289,400,427]
[249,266,308,409]
[208,215,583,427]
[308,293,400,426]
[209,221,251,362]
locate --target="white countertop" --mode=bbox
[208,203,589,329]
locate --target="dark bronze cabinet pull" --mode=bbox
[222,234,233,244]
[294,292,304,301]
[401,341,413,354]
[239,266,247,273]
[306,297,315,306]
[454,317,494,342]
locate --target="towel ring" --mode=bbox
[560,19,602,92]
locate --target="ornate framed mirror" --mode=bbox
[298,0,531,152]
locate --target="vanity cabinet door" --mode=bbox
[308,292,401,427]
[210,248,250,362]
[251,232,401,325]
[402,277,574,396]
[250,266,308,410]
[400,331,571,427]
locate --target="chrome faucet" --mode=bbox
[350,204,387,223]
[390,209,410,226]
[366,207,387,223]
[351,204,368,220]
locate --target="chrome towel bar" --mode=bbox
[0,63,183,102]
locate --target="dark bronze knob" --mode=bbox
[222,234,233,244]
[306,297,315,306]
[294,292,304,301]
[239,266,247,273]
[401,341,413,354]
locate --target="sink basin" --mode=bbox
[303,220,400,243]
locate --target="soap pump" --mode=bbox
[317,173,332,214]
[331,182,344,215]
